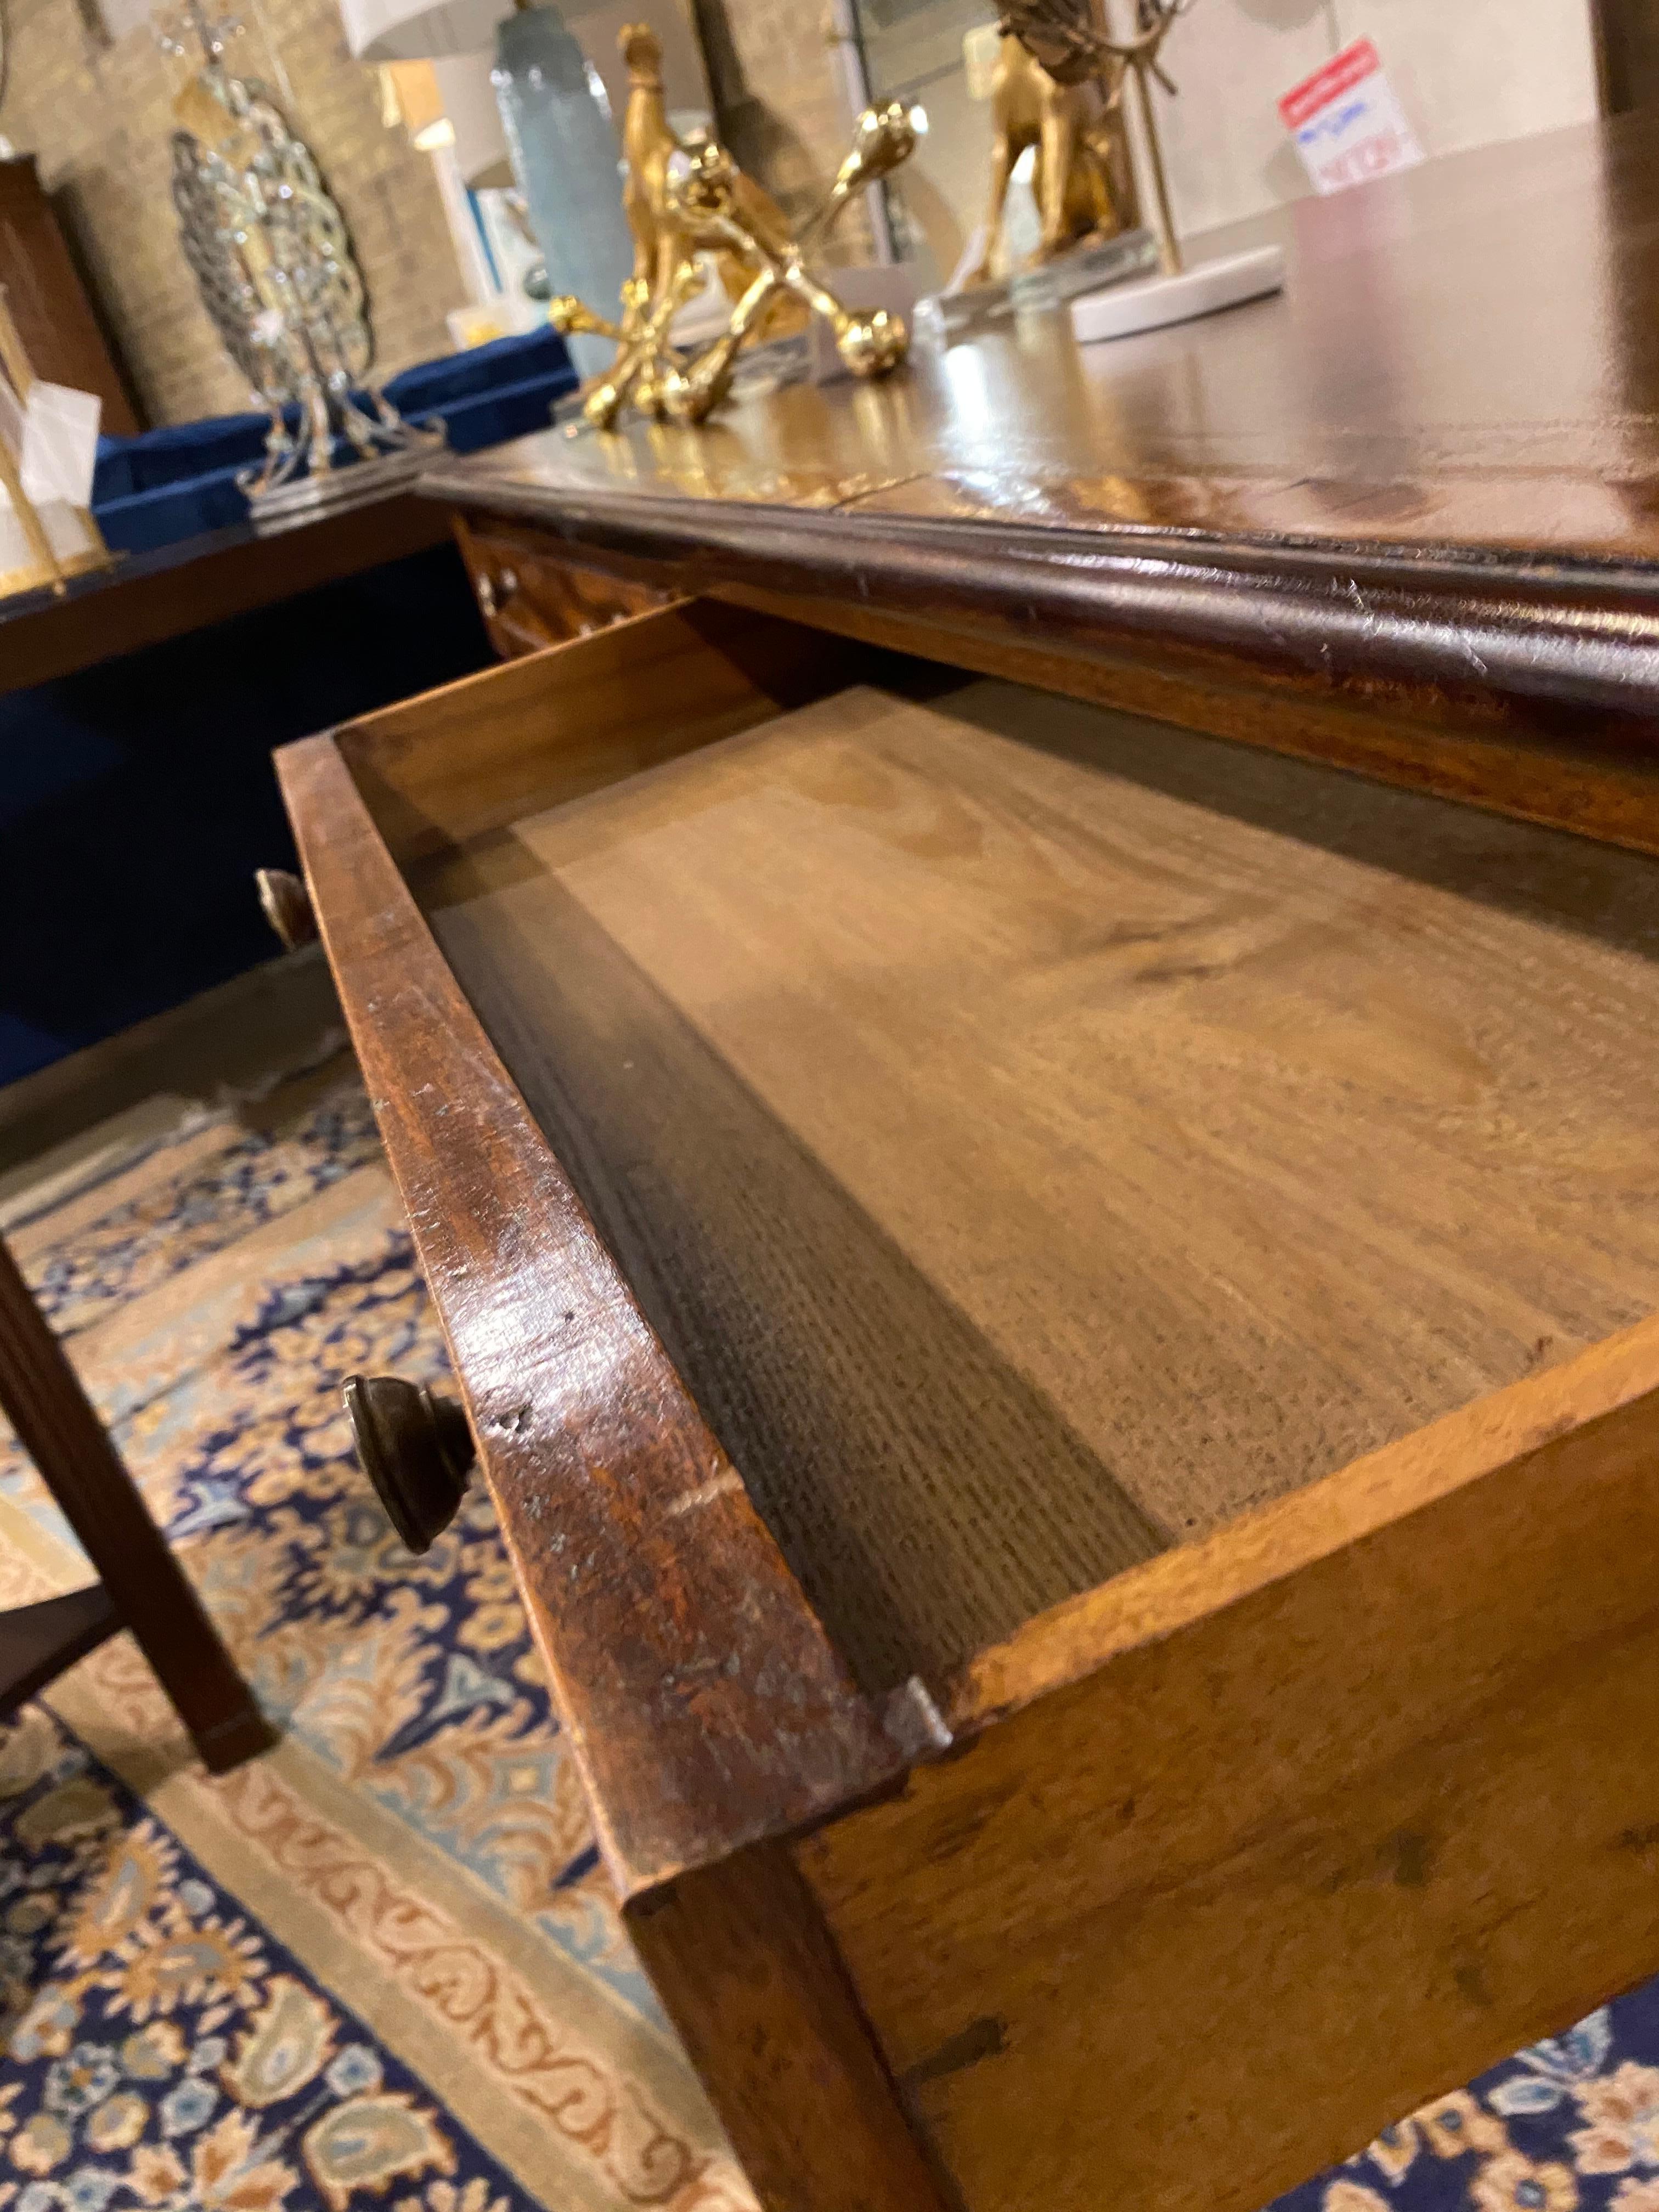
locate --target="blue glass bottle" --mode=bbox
[493,3,633,380]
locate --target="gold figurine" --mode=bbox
[617,25,799,332]
[965,32,1138,283]
[977,0,1192,281]
[549,24,920,430]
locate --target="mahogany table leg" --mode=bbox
[0,1232,275,1772]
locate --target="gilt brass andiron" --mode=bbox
[549,25,922,430]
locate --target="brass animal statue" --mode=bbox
[548,25,919,430]
[616,24,796,319]
[963,30,1138,283]
[973,0,1194,280]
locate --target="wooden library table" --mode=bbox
[270,108,1659,2212]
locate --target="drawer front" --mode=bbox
[274,603,951,2212]
[275,605,906,1892]
[455,516,669,658]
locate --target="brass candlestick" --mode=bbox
[1114,0,1190,274]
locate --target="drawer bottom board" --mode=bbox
[411,674,1659,1692]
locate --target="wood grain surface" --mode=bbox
[413,672,1659,1688]
[278,628,911,1894]
[628,1845,952,2212]
[339,597,857,861]
[703,571,1659,860]
[434,484,1659,860]
[795,1316,1659,2212]
[452,515,669,658]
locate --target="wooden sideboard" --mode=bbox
[276,111,1659,2212]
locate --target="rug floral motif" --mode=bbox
[1280,1993,1659,2212]
[0,1704,518,2212]
[16,1090,383,1341]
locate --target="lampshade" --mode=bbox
[340,0,506,64]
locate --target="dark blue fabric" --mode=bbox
[10,335,573,1079]
[383,324,573,412]
[92,410,271,501]
[94,463,256,554]
[91,327,577,555]
[1269,1989,1659,2212]
[0,541,493,1089]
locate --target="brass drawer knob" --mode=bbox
[256,867,317,952]
[343,1375,476,1553]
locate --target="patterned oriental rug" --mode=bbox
[0,1064,751,2212]
[2,1061,1659,2212]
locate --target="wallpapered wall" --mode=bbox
[0,0,467,427]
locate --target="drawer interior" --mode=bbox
[382,634,1659,1695]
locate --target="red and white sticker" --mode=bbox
[1279,37,1423,196]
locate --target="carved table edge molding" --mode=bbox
[420,470,1659,727]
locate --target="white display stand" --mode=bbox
[1070,244,1285,344]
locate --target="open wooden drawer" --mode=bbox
[275,597,1659,2212]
